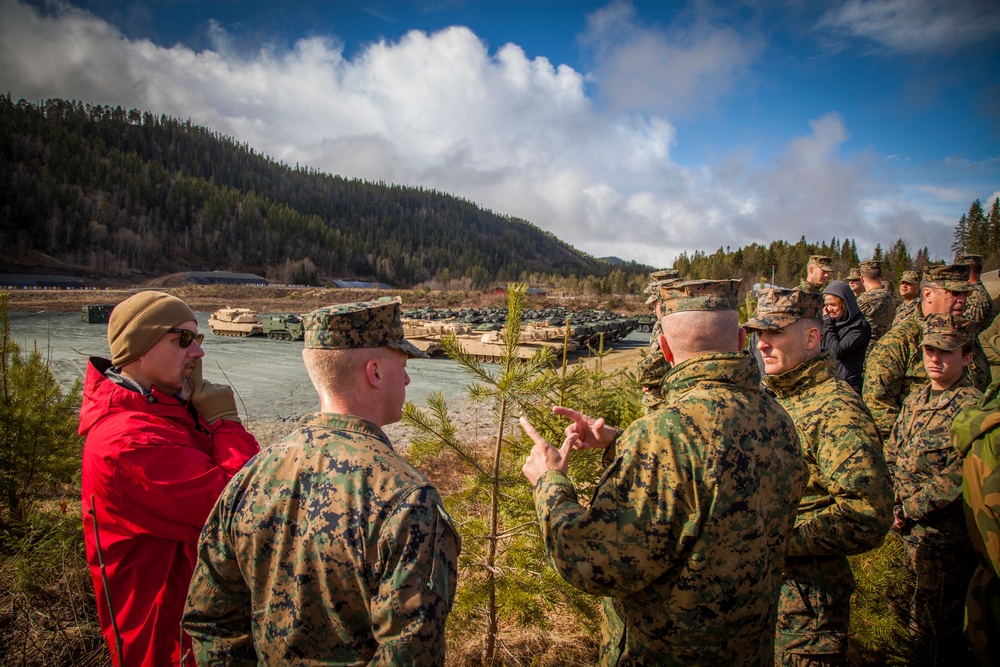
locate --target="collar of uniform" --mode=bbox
[306,412,392,448]
[762,352,836,400]
[661,351,761,397]
[912,377,973,410]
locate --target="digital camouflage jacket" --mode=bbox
[964,281,996,332]
[764,353,892,660]
[856,284,896,355]
[891,297,919,329]
[183,413,460,666]
[533,352,807,666]
[953,377,1000,663]
[764,352,892,560]
[862,304,991,440]
[887,381,982,548]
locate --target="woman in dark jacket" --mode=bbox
[821,280,871,394]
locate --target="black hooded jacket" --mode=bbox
[822,280,871,394]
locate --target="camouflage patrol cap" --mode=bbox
[645,277,682,305]
[302,301,429,358]
[650,268,680,281]
[923,264,973,292]
[957,254,983,270]
[808,255,833,271]
[743,288,824,331]
[846,268,862,282]
[900,270,921,285]
[920,314,978,351]
[658,279,741,315]
[860,260,881,272]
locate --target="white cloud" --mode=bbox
[581,0,759,118]
[0,0,965,268]
[819,0,1000,55]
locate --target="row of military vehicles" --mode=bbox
[202,306,641,361]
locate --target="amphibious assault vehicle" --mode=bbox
[261,313,305,341]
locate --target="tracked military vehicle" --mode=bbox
[261,313,304,341]
[208,307,263,337]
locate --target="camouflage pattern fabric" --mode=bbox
[892,297,919,329]
[862,306,991,441]
[302,300,428,358]
[182,413,460,665]
[657,279,741,314]
[887,380,982,663]
[798,279,824,294]
[981,315,1000,383]
[763,353,892,663]
[636,318,671,413]
[953,378,1000,664]
[532,352,808,665]
[964,281,996,332]
[886,381,982,547]
[744,287,823,332]
[856,284,896,355]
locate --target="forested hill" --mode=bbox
[0,96,649,287]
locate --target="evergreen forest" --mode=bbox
[1,96,995,294]
[0,95,650,287]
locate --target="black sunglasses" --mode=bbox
[167,328,205,348]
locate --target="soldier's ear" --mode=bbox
[659,333,674,364]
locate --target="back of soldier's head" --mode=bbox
[658,279,743,359]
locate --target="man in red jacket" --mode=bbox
[80,291,260,666]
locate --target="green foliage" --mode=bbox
[0,292,83,531]
[403,284,641,664]
[848,537,918,666]
[952,197,1000,265]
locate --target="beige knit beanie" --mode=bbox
[108,291,198,368]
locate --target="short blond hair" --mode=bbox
[302,347,383,396]
[662,310,740,358]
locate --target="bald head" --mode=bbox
[661,310,742,364]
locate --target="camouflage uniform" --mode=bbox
[533,350,807,665]
[857,284,896,355]
[799,256,833,294]
[964,282,996,332]
[892,297,920,329]
[981,315,1000,383]
[183,414,460,664]
[637,273,679,413]
[952,378,1000,664]
[764,354,892,664]
[746,289,892,664]
[885,314,983,663]
[887,381,982,660]
[863,304,991,441]
[183,301,458,665]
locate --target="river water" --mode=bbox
[8,310,647,422]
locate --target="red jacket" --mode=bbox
[80,357,260,667]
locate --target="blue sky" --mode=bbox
[2,0,998,266]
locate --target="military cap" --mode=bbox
[957,254,983,270]
[302,301,429,358]
[920,314,978,351]
[808,255,833,271]
[923,264,973,292]
[744,288,824,331]
[846,268,862,281]
[658,279,741,315]
[650,268,680,281]
[899,270,921,285]
[860,260,881,272]
[645,277,682,305]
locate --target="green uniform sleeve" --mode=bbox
[370,487,460,665]
[863,329,910,439]
[786,411,892,556]
[183,502,257,666]
[901,446,965,521]
[532,426,691,597]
